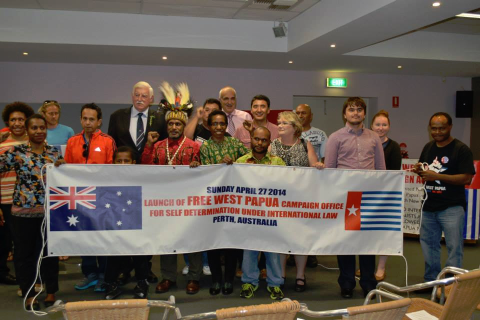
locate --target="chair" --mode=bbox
[299,298,411,319]
[47,296,176,320]
[175,299,301,320]
[373,268,480,320]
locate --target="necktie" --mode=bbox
[227,114,235,136]
[136,113,144,151]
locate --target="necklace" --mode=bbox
[166,136,187,165]
[278,138,299,152]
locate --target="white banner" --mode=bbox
[46,164,405,256]
[402,159,423,234]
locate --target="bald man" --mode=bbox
[295,104,328,162]
[219,86,252,136]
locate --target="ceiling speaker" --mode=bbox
[273,22,287,38]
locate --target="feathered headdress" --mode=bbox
[159,81,194,124]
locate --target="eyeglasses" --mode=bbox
[42,100,60,107]
[82,143,89,158]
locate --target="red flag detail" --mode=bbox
[345,191,362,230]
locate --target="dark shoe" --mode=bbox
[222,282,233,295]
[43,300,55,308]
[186,280,200,295]
[286,255,295,266]
[295,277,306,292]
[155,279,175,293]
[117,272,131,286]
[147,271,158,283]
[364,289,376,298]
[26,300,40,311]
[0,273,17,285]
[307,256,318,268]
[105,283,123,300]
[133,280,149,299]
[341,288,353,299]
[209,282,221,295]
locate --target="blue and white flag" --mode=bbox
[49,186,142,231]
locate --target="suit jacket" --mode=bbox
[108,106,167,164]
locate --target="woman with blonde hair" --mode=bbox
[370,109,402,280]
[270,111,324,292]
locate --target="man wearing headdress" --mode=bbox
[141,85,203,295]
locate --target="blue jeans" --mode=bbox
[420,206,464,281]
[241,250,283,287]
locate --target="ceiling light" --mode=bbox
[330,44,336,48]
[288,61,293,64]
[432,2,441,7]
[23,52,28,56]
[397,65,402,69]
[456,13,480,19]
[162,56,167,60]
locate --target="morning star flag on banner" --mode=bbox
[345,191,403,231]
[49,186,142,231]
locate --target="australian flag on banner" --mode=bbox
[49,186,142,231]
[345,191,402,231]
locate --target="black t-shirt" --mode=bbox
[193,124,230,145]
[419,139,475,211]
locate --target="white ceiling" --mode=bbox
[0,0,479,77]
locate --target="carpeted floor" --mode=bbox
[0,237,479,319]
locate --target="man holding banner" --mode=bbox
[414,112,474,282]
[236,126,286,300]
[142,107,202,295]
[325,97,385,299]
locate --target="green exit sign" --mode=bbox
[327,78,347,88]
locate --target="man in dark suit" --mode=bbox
[108,81,167,164]
[107,81,167,285]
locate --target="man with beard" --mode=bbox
[325,97,385,299]
[0,102,34,288]
[413,112,474,283]
[234,95,279,149]
[219,86,252,136]
[236,127,285,300]
[141,109,202,295]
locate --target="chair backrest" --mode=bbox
[216,300,301,320]
[63,299,150,320]
[440,269,480,320]
[343,298,411,320]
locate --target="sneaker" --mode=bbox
[75,273,98,290]
[94,274,105,292]
[104,283,122,300]
[133,279,149,299]
[182,265,189,275]
[239,283,258,299]
[203,266,211,276]
[267,286,284,300]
